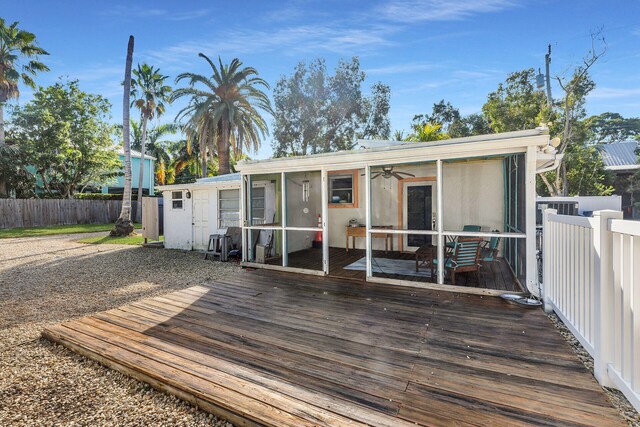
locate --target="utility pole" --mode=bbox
[536,44,553,107]
[544,44,552,106]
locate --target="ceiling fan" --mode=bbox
[362,166,415,180]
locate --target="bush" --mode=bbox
[73,193,122,200]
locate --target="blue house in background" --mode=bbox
[102,148,155,196]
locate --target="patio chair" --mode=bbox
[480,235,501,276]
[435,237,483,285]
[446,225,482,249]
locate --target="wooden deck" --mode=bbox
[267,246,524,292]
[43,269,624,426]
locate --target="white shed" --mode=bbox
[158,173,241,251]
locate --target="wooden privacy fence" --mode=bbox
[543,209,640,412]
[0,199,133,229]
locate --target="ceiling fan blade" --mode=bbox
[396,171,416,177]
[370,172,382,179]
[392,172,405,180]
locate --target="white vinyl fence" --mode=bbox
[543,209,640,412]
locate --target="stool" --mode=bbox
[204,234,228,261]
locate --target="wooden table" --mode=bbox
[345,226,393,253]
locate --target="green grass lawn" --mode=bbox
[0,223,142,239]
[76,233,162,245]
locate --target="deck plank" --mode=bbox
[42,269,624,426]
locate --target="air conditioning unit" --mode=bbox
[255,244,266,264]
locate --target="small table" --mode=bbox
[345,226,393,253]
[415,245,436,276]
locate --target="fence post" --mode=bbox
[542,208,556,313]
[593,209,623,387]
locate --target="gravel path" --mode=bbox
[0,232,239,426]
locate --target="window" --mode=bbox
[171,191,183,209]
[328,170,358,208]
[251,186,266,225]
[218,189,240,228]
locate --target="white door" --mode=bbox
[192,190,210,250]
[402,181,437,250]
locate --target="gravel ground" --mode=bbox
[548,313,640,426]
[0,232,239,426]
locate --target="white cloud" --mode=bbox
[101,6,209,21]
[590,87,640,99]
[366,62,438,75]
[144,24,396,66]
[377,0,519,23]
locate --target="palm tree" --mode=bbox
[0,18,49,196]
[393,130,405,141]
[405,122,449,142]
[172,54,271,176]
[112,35,135,237]
[170,138,202,183]
[130,63,172,220]
[134,122,177,185]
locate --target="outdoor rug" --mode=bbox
[344,257,433,278]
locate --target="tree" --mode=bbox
[408,100,491,139]
[112,36,135,237]
[272,57,391,156]
[131,121,177,185]
[8,80,119,198]
[538,141,613,196]
[172,54,271,175]
[540,34,606,196]
[405,122,448,142]
[130,63,171,220]
[0,18,49,196]
[482,69,549,133]
[358,82,391,140]
[584,112,640,143]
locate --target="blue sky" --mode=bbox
[4,0,640,159]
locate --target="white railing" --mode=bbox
[608,219,640,411]
[542,212,598,355]
[543,209,640,412]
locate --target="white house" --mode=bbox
[237,128,559,296]
[157,173,242,251]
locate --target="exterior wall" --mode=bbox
[103,155,155,195]
[163,182,241,251]
[285,173,322,254]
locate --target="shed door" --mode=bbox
[192,190,210,250]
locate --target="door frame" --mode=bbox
[397,176,436,252]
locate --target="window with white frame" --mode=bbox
[171,191,183,209]
[251,186,266,225]
[218,189,240,228]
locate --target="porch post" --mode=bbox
[525,145,538,295]
[240,173,247,262]
[365,164,372,278]
[321,169,329,274]
[281,172,288,267]
[436,159,444,285]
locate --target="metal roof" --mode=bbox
[195,173,241,183]
[238,128,549,171]
[599,141,639,170]
[116,147,156,160]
